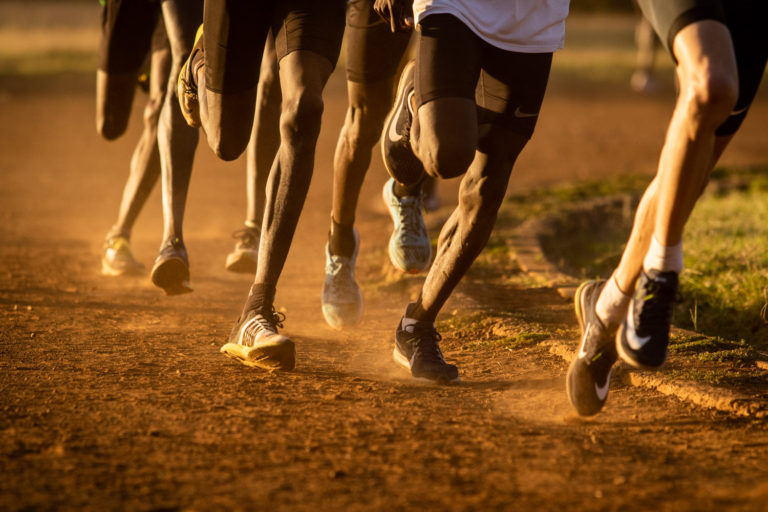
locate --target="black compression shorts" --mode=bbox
[98,0,160,74]
[345,0,412,84]
[637,0,768,135]
[203,0,346,94]
[415,14,552,140]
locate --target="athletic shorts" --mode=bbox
[345,0,412,84]
[415,14,552,140]
[204,0,346,94]
[98,0,160,74]
[637,0,768,135]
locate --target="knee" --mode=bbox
[142,94,164,129]
[421,138,476,180]
[681,63,738,129]
[207,129,247,161]
[280,89,324,146]
[342,105,385,152]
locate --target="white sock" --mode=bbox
[643,237,683,274]
[595,275,631,328]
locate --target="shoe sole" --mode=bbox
[177,25,203,128]
[381,182,431,274]
[321,299,362,330]
[380,61,415,179]
[391,346,461,384]
[150,257,193,296]
[225,251,258,274]
[566,281,608,416]
[221,339,296,371]
[616,322,667,371]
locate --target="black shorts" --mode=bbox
[415,14,552,140]
[204,0,346,94]
[98,0,160,74]
[637,0,768,135]
[345,0,412,84]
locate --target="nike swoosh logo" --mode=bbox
[514,106,538,118]
[594,372,611,401]
[388,108,402,143]
[625,305,651,350]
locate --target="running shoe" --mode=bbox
[567,280,618,416]
[380,60,425,182]
[150,236,193,296]
[101,233,144,276]
[321,229,363,330]
[382,178,431,273]
[221,308,295,371]
[177,24,203,128]
[225,225,260,274]
[393,307,459,384]
[617,269,679,370]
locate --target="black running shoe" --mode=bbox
[221,308,295,371]
[393,307,459,384]
[150,237,193,296]
[381,61,425,180]
[567,280,617,416]
[617,269,679,370]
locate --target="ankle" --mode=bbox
[329,217,356,258]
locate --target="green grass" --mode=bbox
[535,167,768,352]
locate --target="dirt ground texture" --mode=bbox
[2,56,768,511]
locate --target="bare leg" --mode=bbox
[109,44,172,238]
[225,35,281,274]
[150,0,203,295]
[253,51,334,289]
[411,126,526,322]
[611,21,738,295]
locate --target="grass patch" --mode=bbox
[535,167,768,352]
[437,311,550,352]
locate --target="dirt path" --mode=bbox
[1,74,768,511]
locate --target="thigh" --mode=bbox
[271,0,347,69]
[345,0,412,84]
[476,46,552,141]
[160,0,202,58]
[204,0,271,94]
[414,13,480,108]
[99,0,160,74]
[715,2,768,136]
[635,0,725,57]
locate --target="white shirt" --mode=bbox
[413,0,570,53]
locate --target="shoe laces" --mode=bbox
[395,195,427,246]
[326,254,358,295]
[407,323,446,365]
[232,227,260,249]
[635,275,678,328]
[244,307,286,339]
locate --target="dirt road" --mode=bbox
[1,73,768,511]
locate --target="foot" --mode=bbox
[393,307,459,384]
[617,269,679,370]
[380,60,425,181]
[221,308,295,371]
[225,225,260,274]
[382,178,431,273]
[567,280,618,416]
[101,233,144,276]
[177,24,203,128]
[150,237,193,296]
[322,229,363,330]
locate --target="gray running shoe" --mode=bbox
[393,308,459,384]
[567,280,617,416]
[382,178,431,273]
[321,229,363,330]
[225,225,260,274]
[102,233,144,276]
[221,308,295,371]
